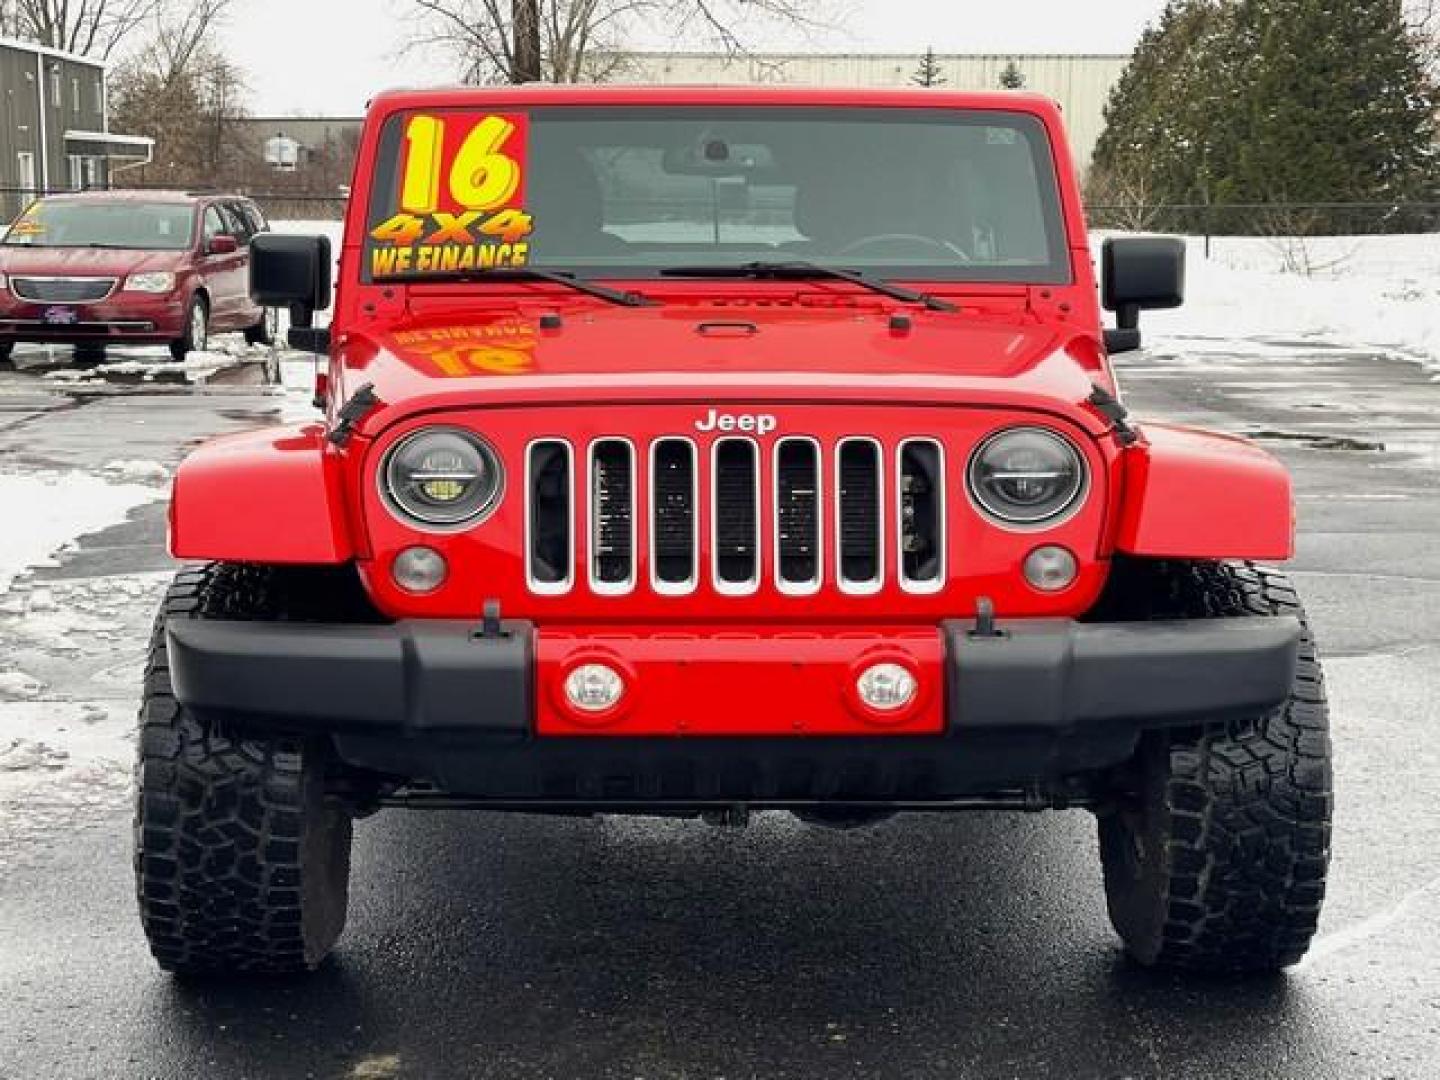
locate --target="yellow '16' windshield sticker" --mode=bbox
[368,112,533,278]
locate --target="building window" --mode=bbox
[84,157,103,188]
[49,66,60,107]
[71,77,80,113]
[68,154,84,190]
[93,77,103,114]
[16,152,36,195]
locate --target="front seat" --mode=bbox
[526,151,628,258]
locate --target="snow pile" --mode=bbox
[0,471,158,593]
[1130,234,1440,371]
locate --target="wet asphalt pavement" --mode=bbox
[1,336,1438,1079]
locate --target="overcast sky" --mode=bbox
[226,0,1168,116]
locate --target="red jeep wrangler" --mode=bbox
[136,87,1331,977]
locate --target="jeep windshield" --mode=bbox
[362,107,1070,285]
[2,198,195,250]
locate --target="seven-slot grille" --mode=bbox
[526,436,946,596]
[10,276,117,303]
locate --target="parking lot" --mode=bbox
[0,335,1438,1079]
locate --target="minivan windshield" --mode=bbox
[363,106,1070,285]
[2,199,195,251]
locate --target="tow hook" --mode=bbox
[968,596,1007,639]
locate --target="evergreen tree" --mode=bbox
[1090,0,1439,232]
[999,60,1026,89]
[911,47,946,87]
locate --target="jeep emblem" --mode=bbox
[694,409,778,436]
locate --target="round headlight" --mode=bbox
[382,428,503,527]
[968,427,1086,526]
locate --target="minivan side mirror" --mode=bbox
[250,233,333,354]
[207,234,239,256]
[1101,237,1185,355]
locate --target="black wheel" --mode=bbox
[1093,560,1332,973]
[170,294,209,361]
[244,306,279,347]
[134,563,358,975]
[0,342,13,366]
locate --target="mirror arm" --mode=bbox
[285,300,330,355]
[1116,302,1141,332]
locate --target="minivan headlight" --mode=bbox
[382,427,503,527]
[967,427,1086,526]
[125,272,176,293]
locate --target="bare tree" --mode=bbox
[11,0,161,58]
[410,0,831,84]
[109,0,248,188]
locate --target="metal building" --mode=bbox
[0,37,153,218]
[616,53,1130,170]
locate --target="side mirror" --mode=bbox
[250,233,333,354]
[207,234,239,255]
[1101,237,1185,355]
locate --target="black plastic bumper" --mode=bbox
[166,614,1301,801]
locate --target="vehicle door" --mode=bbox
[222,201,264,326]
[198,203,246,326]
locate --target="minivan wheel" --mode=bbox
[170,295,208,362]
[243,306,279,347]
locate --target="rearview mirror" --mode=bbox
[250,233,332,353]
[1101,237,1185,355]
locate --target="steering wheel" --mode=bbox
[836,234,971,261]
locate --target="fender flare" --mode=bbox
[169,422,354,564]
[1114,423,1294,561]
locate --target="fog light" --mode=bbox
[856,663,918,711]
[1023,545,1078,592]
[564,663,625,712]
[392,546,447,593]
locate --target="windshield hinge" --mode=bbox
[328,382,381,447]
[1087,384,1139,446]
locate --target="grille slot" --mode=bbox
[590,440,635,591]
[526,440,573,592]
[899,439,945,591]
[713,438,759,591]
[837,439,883,591]
[775,438,821,592]
[11,276,116,303]
[650,439,697,591]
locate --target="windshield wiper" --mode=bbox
[377,267,657,308]
[660,260,958,312]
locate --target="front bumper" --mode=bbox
[0,294,187,342]
[166,615,1301,803]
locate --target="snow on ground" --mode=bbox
[0,571,172,866]
[1125,234,1440,372]
[0,471,159,593]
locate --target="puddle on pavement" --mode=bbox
[1247,430,1387,452]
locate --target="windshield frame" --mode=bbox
[362,105,1074,287]
[1,197,198,252]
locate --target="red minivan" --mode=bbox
[0,190,275,364]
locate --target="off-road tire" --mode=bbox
[134,563,358,975]
[1094,560,1332,973]
[170,294,208,362]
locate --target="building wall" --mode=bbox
[0,39,108,218]
[617,53,1129,170]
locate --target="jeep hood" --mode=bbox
[338,303,1112,438]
